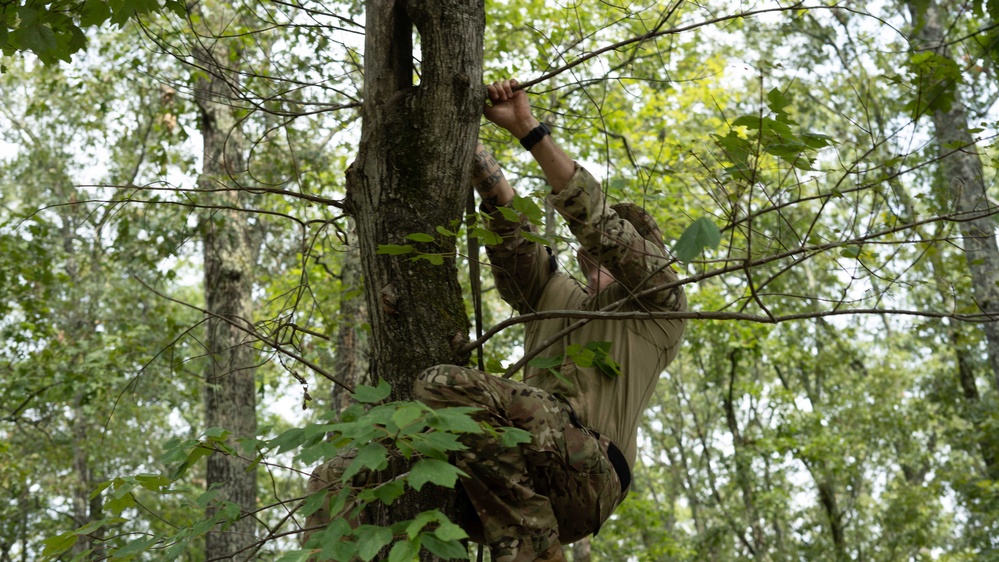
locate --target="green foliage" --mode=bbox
[673,217,722,263]
[904,51,964,116]
[1,0,185,63]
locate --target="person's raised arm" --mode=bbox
[483,79,575,194]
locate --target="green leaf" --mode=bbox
[421,533,469,559]
[372,479,406,505]
[219,500,241,521]
[801,132,835,149]
[436,225,457,237]
[344,443,388,481]
[163,0,186,16]
[512,195,544,224]
[766,87,792,119]
[80,0,112,27]
[73,518,114,536]
[301,490,328,517]
[427,407,484,434]
[496,206,521,222]
[135,474,170,492]
[408,458,464,491]
[196,488,220,508]
[19,23,58,60]
[406,510,445,539]
[764,141,808,158]
[412,253,444,265]
[731,115,764,130]
[112,536,158,557]
[498,427,532,447]
[270,427,306,453]
[353,379,391,403]
[391,403,425,430]
[521,230,551,246]
[713,131,753,172]
[388,539,420,562]
[405,232,435,243]
[89,480,113,500]
[582,341,621,378]
[413,431,465,459]
[433,519,469,542]
[470,226,502,245]
[275,551,313,562]
[528,355,563,370]
[355,525,393,561]
[41,533,78,558]
[840,246,862,259]
[376,244,415,255]
[673,217,722,262]
[204,427,229,439]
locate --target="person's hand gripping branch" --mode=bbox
[480,78,576,195]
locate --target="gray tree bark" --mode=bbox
[194,34,258,559]
[330,219,370,414]
[345,0,483,556]
[909,0,999,393]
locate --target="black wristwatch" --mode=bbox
[519,123,551,151]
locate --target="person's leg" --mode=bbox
[415,365,583,562]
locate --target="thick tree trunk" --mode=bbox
[910,0,999,392]
[907,0,999,482]
[194,38,258,560]
[345,0,483,556]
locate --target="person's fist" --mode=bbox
[483,79,540,139]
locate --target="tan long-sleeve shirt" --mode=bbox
[484,164,686,469]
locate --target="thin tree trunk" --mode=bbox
[722,351,766,556]
[330,219,370,413]
[571,538,591,562]
[194,30,258,559]
[345,0,483,556]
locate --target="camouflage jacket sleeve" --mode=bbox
[482,200,554,314]
[549,164,684,310]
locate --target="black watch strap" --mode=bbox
[519,123,551,151]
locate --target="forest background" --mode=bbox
[1,0,999,560]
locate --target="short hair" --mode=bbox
[611,203,665,253]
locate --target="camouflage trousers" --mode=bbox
[413,365,625,562]
[303,366,625,562]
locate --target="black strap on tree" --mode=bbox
[467,187,487,562]
[466,188,485,372]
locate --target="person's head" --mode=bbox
[576,203,665,295]
[577,247,613,295]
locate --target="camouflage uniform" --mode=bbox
[304,164,685,560]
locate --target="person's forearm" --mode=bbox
[528,134,576,194]
[505,118,575,195]
[471,145,515,206]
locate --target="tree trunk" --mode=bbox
[330,219,370,414]
[194,35,258,560]
[345,0,483,555]
[722,351,766,556]
[909,0,999,393]
[570,538,591,562]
